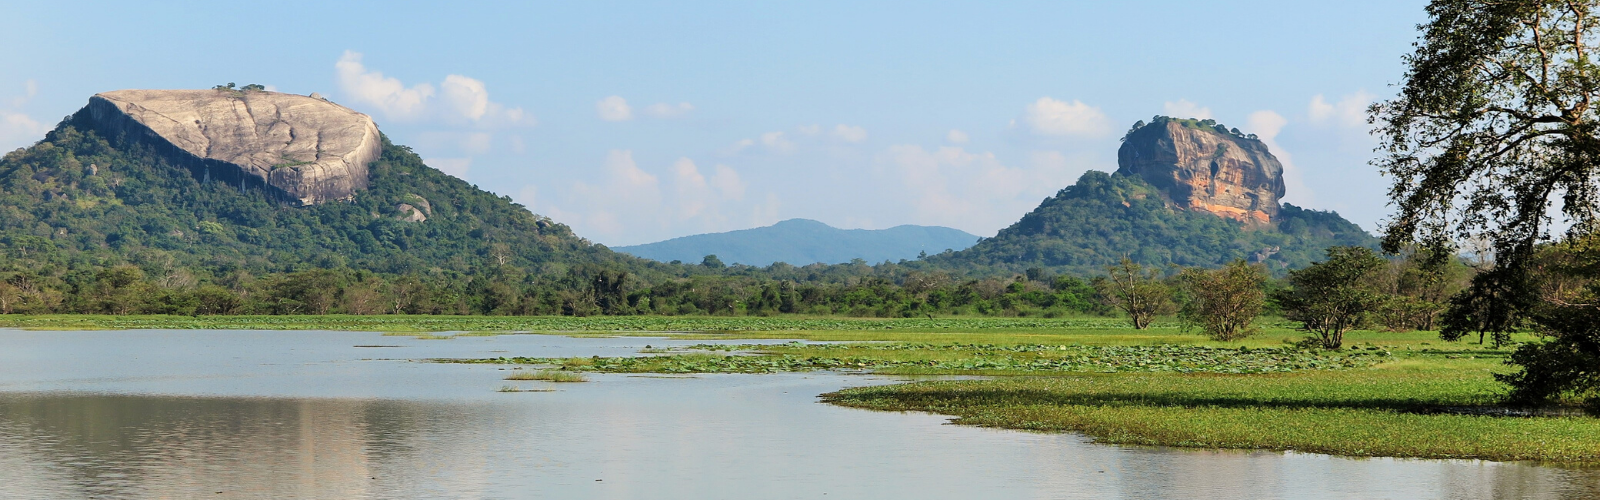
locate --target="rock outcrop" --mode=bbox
[1116,118,1285,224]
[79,89,381,205]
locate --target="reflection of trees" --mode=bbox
[0,394,488,498]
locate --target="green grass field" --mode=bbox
[2,314,1592,465]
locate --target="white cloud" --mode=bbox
[596,95,633,121]
[1163,99,1213,119]
[1309,90,1375,127]
[832,124,868,143]
[440,75,489,121]
[666,157,747,221]
[461,132,492,154]
[710,165,746,200]
[560,151,660,238]
[516,185,539,211]
[797,124,822,135]
[336,50,435,120]
[672,157,710,219]
[334,51,529,126]
[1021,97,1111,137]
[550,152,761,244]
[751,193,781,227]
[879,144,1089,233]
[724,138,756,155]
[0,111,46,152]
[603,150,657,192]
[760,131,794,152]
[11,79,37,108]
[0,80,47,152]
[644,102,694,118]
[425,157,472,180]
[946,129,969,144]
[1246,110,1313,206]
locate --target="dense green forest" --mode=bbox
[0,117,1385,319]
[0,120,1115,317]
[2,114,660,276]
[924,170,1377,276]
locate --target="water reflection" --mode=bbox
[0,395,463,498]
[0,330,1596,499]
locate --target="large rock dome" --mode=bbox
[1116,117,1286,224]
[79,89,381,205]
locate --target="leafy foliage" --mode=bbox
[1122,115,1259,141]
[1176,260,1267,341]
[1493,234,1600,409]
[0,121,656,277]
[1373,0,1600,341]
[923,171,1377,277]
[1274,247,1389,349]
[1374,0,1600,409]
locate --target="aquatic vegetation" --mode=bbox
[823,358,1600,465]
[385,332,456,340]
[504,370,588,382]
[0,314,1149,333]
[458,344,1389,375]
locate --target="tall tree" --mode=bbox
[1374,0,1600,406]
[1373,0,1600,341]
[1274,247,1388,349]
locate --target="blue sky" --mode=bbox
[0,1,1426,246]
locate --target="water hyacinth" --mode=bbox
[0,315,1154,333]
[457,343,1387,375]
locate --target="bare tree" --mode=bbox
[1096,258,1173,329]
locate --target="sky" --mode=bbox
[0,1,1427,246]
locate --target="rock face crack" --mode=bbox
[81,89,380,205]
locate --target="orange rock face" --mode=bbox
[1116,120,1285,224]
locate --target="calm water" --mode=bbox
[0,329,1595,499]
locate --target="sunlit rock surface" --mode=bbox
[1117,120,1286,224]
[81,89,381,205]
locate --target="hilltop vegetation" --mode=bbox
[0,114,1398,324]
[0,122,1112,317]
[923,171,1376,276]
[0,120,653,276]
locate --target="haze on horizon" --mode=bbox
[0,1,1425,246]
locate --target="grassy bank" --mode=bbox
[822,356,1600,464]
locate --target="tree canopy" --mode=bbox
[1375,0,1600,409]
[1374,0,1600,337]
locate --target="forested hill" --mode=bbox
[615,218,980,266]
[921,170,1377,276]
[0,119,667,278]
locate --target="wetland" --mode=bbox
[0,318,1598,498]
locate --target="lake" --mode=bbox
[0,329,1595,499]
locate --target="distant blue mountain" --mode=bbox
[613,219,981,266]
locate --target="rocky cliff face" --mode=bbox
[1116,119,1285,224]
[80,89,381,205]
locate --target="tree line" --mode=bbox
[0,245,1478,339]
[1094,245,1472,348]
